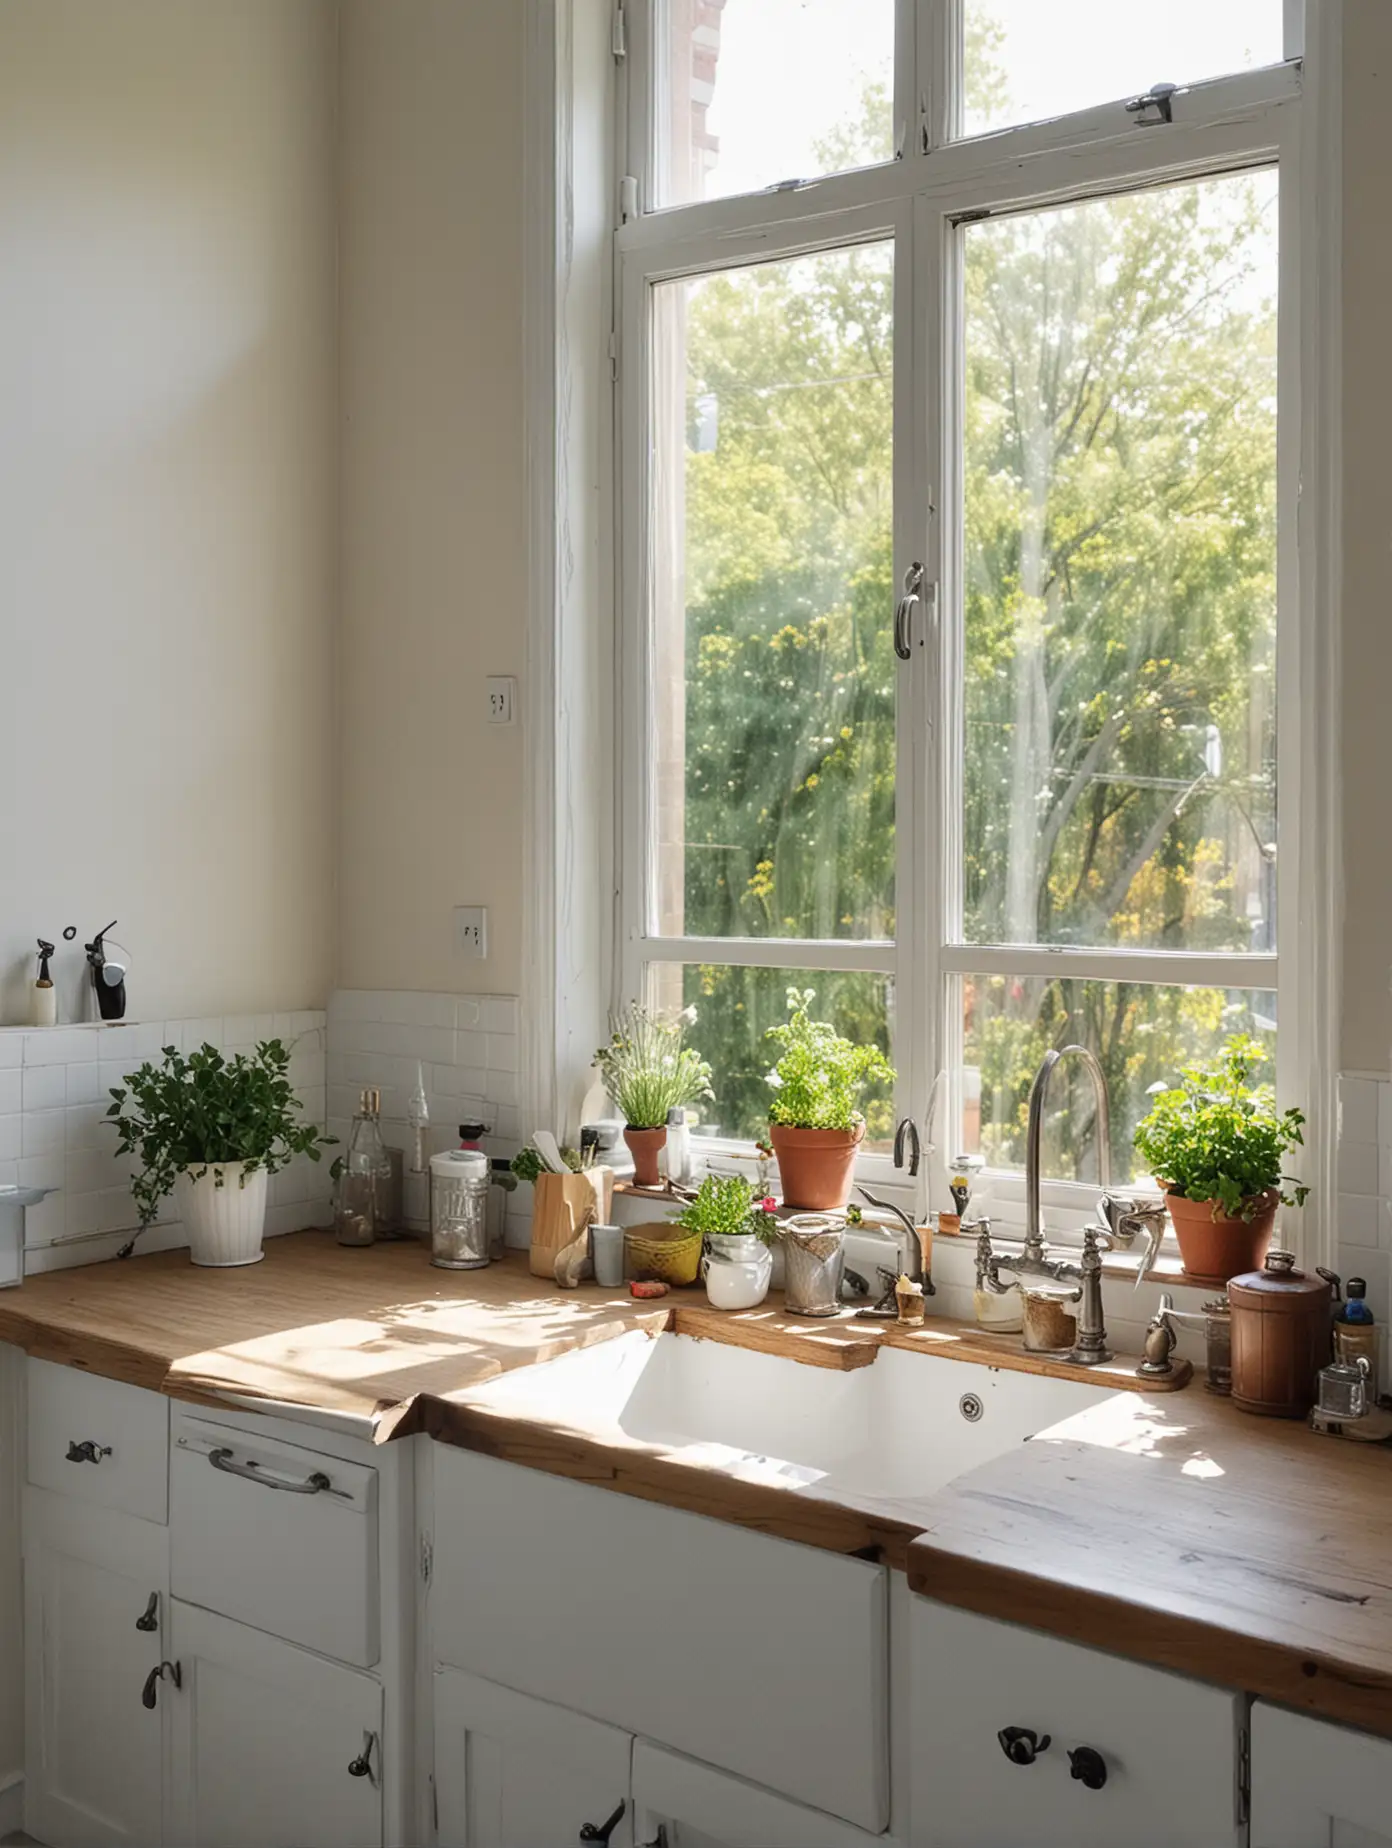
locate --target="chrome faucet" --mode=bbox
[852,1186,935,1319]
[978,1045,1144,1367]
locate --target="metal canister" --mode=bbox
[430,1150,491,1270]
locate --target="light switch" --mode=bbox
[454,908,488,959]
[486,677,516,725]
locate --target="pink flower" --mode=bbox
[761,1196,777,1213]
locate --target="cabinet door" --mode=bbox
[168,1601,383,1848]
[910,1599,1244,1848]
[1251,1702,1392,1845]
[632,1740,894,1848]
[434,1666,633,1848]
[24,1489,168,1848]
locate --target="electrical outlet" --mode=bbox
[486,676,516,725]
[454,907,488,959]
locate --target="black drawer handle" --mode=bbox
[999,1726,1051,1766]
[66,1439,112,1465]
[580,1802,626,1843]
[347,1730,378,1787]
[141,1661,181,1709]
[135,1592,159,1634]
[1069,1745,1108,1790]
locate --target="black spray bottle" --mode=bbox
[85,921,128,1021]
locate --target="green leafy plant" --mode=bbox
[673,1173,779,1246]
[108,1041,334,1234]
[595,1004,713,1130]
[1133,1035,1308,1221]
[510,1142,583,1185]
[765,988,895,1132]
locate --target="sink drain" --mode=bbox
[959,1392,984,1423]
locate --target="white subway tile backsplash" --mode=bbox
[1382,1080,1392,1149]
[0,1036,21,1069]
[22,1066,65,1111]
[456,1029,489,1067]
[456,998,482,1029]
[1338,1192,1381,1250]
[0,1071,19,1115]
[24,1027,100,1066]
[98,1022,166,1063]
[1339,1137,1381,1198]
[486,1071,518,1107]
[22,1111,65,1157]
[64,1104,109,1153]
[485,1035,519,1073]
[1340,1074,1381,1145]
[0,1118,20,1163]
[479,998,519,1036]
[65,1062,101,1105]
[18,1154,63,1191]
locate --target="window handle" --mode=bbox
[894,561,925,659]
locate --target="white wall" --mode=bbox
[0,0,338,1030]
[339,0,526,1000]
[1341,0,1392,1077]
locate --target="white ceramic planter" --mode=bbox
[175,1162,269,1268]
[703,1232,773,1311]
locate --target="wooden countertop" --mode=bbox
[907,1386,1392,1739]
[6,1232,1390,1735]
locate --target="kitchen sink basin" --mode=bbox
[456,1326,1114,1505]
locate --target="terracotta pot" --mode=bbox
[1164,1186,1279,1286]
[769,1122,864,1211]
[623,1125,667,1189]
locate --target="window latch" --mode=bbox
[1125,82,1179,126]
[894,561,925,660]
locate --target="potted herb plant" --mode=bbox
[108,1041,334,1267]
[595,1003,712,1187]
[1133,1035,1309,1286]
[674,1173,777,1310]
[765,987,894,1211]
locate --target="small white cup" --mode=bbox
[591,1223,625,1289]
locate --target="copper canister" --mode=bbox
[1229,1250,1334,1417]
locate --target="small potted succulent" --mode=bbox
[595,1003,712,1187]
[765,988,894,1210]
[1133,1036,1308,1286]
[674,1173,777,1310]
[108,1041,334,1266]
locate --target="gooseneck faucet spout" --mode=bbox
[1023,1044,1112,1265]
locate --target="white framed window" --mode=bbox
[605,0,1334,1241]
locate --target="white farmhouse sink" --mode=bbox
[458,1327,1115,1505]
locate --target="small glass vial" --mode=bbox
[1202,1296,1233,1396]
[336,1087,392,1247]
[1315,1356,1371,1422]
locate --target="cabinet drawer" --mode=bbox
[432,1448,889,1834]
[27,1359,169,1524]
[910,1599,1244,1847]
[171,1414,379,1667]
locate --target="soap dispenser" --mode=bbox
[84,921,128,1021]
[30,939,57,1027]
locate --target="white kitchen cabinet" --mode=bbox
[433,1666,633,1848]
[910,1598,1244,1848]
[1250,1701,1392,1845]
[632,1740,895,1848]
[431,1446,890,1832]
[23,1487,169,1848]
[168,1600,384,1848]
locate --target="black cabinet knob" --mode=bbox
[66,1439,111,1465]
[1068,1745,1108,1790]
[135,1592,159,1634]
[998,1726,1051,1766]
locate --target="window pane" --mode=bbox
[963,1,1286,139]
[961,172,1278,954]
[651,964,895,1149]
[957,974,1277,1182]
[652,245,895,942]
[656,0,894,206]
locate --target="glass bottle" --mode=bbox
[1335,1277,1381,1403]
[335,1087,392,1248]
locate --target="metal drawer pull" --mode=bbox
[66,1439,112,1465]
[579,1801,626,1843]
[135,1592,159,1633]
[141,1661,181,1709]
[347,1730,378,1787]
[1068,1745,1108,1790]
[207,1446,348,1498]
[998,1726,1051,1765]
